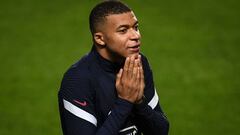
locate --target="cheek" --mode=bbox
[114,35,129,47]
[105,33,129,54]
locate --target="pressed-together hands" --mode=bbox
[115,55,145,104]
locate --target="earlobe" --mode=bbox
[94,32,105,46]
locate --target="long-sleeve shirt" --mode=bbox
[58,47,169,135]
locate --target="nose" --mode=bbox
[130,29,141,41]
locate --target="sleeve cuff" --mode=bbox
[134,96,150,113]
[116,98,134,111]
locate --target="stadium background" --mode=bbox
[0,0,239,134]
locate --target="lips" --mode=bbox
[128,44,140,53]
[129,44,140,48]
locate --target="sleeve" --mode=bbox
[133,55,169,135]
[58,68,133,135]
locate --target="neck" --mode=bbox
[95,45,125,64]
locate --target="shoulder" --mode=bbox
[64,54,92,80]
[59,53,96,96]
[140,53,152,76]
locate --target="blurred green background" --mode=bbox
[0,0,239,135]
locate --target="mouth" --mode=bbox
[128,44,140,53]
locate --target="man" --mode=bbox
[58,1,169,135]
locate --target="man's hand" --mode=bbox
[115,55,145,103]
[135,57,145,104]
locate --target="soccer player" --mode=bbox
[58,1,169,135]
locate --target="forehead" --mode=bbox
[104,11,138,28]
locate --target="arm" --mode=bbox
[133,55,169,135]
[134,90,169,135]
[58,68,133,135]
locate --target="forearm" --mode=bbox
[60,97,133,135]
[96,98,133,135]
[134,101,169,135]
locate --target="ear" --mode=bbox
[94,32,105,46]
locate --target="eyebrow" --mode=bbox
[117,21,139,29]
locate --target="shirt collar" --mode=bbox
[91,46,123,74]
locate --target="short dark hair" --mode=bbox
[89,0,132,34]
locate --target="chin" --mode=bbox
[128,52,139,57]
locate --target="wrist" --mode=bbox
[135,95,146,104]
[118,96,135,105]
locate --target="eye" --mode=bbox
[118,28,127,34]
[134,25,139,31]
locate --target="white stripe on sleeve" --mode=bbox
[63,99,97,126]
[148,89,159,109]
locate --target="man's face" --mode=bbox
[99,11,141,61]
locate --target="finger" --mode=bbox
[138,66,142,90]
[139,59,144,75]
[116,68,123,87]
[137,67,141,85]
[138,55,142,67]
[140,64,145,89]
[128,56,135,78]
[137,66,145,102]
[123,57,130,77]
[132,59,138,81]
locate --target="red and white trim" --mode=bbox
[63,99,97,126]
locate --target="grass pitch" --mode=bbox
[0,0,239,134]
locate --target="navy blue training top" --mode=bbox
[58,47,169,135]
